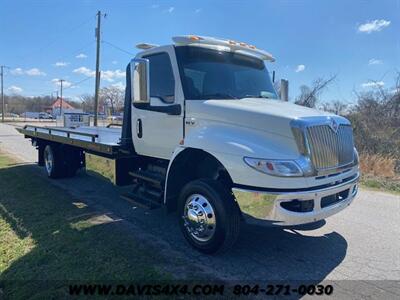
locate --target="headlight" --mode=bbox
[244,157,303,177]
[354,148,359,165]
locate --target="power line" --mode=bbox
[54,40,96,63]
[7,14,97,67]
[31,15,96,59]
[64,76,93,90]
[102,40,135,56]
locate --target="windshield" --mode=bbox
[175,46,278,100]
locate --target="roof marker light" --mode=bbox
[136,43,159,50]
[172,35,276,62]
[189,35,203,41]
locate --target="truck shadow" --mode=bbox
[0,164,348,293]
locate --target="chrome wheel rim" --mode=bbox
[44,148,54,175]
[182,194,216,242]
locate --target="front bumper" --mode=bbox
[232,173,359,226]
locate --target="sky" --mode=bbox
[0,0,399,104]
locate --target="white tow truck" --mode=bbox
[18,35,359,254]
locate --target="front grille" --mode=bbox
[306,124,354,170]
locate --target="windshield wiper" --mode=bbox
[202,93,238,100]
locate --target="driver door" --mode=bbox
[131,48,184,159]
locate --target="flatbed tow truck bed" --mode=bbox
[17,125,126,158]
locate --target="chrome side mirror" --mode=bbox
[131,58,150,104]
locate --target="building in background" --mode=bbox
[48,98,82,116]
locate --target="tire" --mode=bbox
[63,148,81,178]
[43,145,80,178]
[178,178,241,254]
[43,145,64,178]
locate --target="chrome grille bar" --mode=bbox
[306,124,354,170]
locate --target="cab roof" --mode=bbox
[136,35,275,62]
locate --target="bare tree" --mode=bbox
[80,94,95,113]
[295,75,337,108]
[348,73,400,159]
[320,100,348,115]
[100,86,124,115]
[4,94,77,114]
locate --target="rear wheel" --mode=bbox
[43,145,81,178]
[44,145,62,178]
[178,179,241,254]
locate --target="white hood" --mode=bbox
[186,98,336,138]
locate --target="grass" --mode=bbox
[360,175,400,194]
[359,153,397,177]
[85,153,116,183]
[85,152,400,196]
[0,152,172,299]
[359,153,400,194]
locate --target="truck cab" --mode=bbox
[130,36,359,252]
[19,35,359,254]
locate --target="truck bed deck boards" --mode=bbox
[17,125,123,157]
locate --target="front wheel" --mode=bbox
[178,179,241,254]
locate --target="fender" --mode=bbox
[183,121,299,159]
[164,122,312,191]
[164,146,187,204]
[164,146,233,205]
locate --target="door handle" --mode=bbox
[136,119,143,138]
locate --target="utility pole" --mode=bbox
[94,10,102,126]
[59,79,65,116]
[1,66,8,123]
[1,66,4,123]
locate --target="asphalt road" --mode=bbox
[1,123,399,299]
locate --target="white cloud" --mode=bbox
[10,67,46,76]
[361,81,384,88]
[73,66,95,77]
[51,78,72,88]
[164,7,174,13]
[358,19,391,33]
[73,67,125,82]
[195,8,202,13]
[25,68,46,76]
[368,58,383,65]
[76,53,87,59]
[295,64,305,72]
[54,61,69,67]
[151,4,160,9]
[7,85,23,94]
[10,68,24,75]
[110,81,125,91]
[102,69,125,82]
[112,60,118,65]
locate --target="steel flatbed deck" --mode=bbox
[17,125,126,157]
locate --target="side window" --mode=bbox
[145,53,175,103]
[183,68,205,97]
